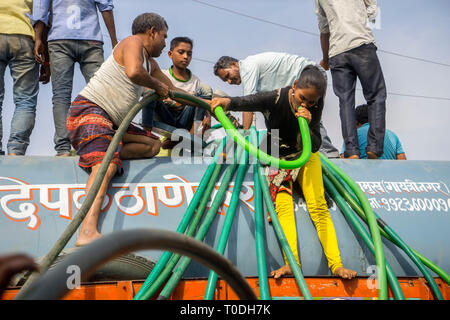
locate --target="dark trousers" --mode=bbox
[330,43,386,157]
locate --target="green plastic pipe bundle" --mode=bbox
[322,162,444,300]
[135,148,226,300]
[322,168,405,300]
[324,161,450,286]
[319,152,388,300]
[157,145,243,299]
[252,128,271,300]
[204,142,249,300]
[256,161,312,300]
[134,138,227,300]
[139,162,224,300]
[171,92,312,170]
[20,92,159,293]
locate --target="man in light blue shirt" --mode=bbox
[213,52,340,158]
[32,0,118,156]
[341,104,406,160]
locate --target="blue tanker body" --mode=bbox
[0,155,449,279]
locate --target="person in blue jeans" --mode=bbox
[0,0,50,156]
[33,0,118,156]
[341,104,406,160]
[315,0,386,159]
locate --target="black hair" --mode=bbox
[132,13,168,35]
[170,37,194,51]
[213,56,239,76]
[295,65,327,97]
[355,104,369,124]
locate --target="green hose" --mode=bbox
[252,128,271,300]
[412,251,450,286]
[256,161,312,300]
[335,166,449,286]
[325,160,450,286]
[204,143,249,300]
[171,91,312,169]
[322,162,444,299]
[133,138,227,300]
[157,145,243,299]
[136,152,226,300]
[322,173,405,300]
[319,152,388,300]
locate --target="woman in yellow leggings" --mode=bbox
[270,152,355,279]
[210,65,356,280]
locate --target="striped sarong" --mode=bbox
[67,95,157,175]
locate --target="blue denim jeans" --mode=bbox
[142,83,213,130]
[48,40,104,155]
[330,43,387,157]
[0,34,39,155]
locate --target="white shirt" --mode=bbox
[315,0,379,58]
[237,52,325,129]
[239,52,318,95]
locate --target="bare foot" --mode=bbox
[346,155,359,159]
[75,229,102,247]
[366,151,378,159]
[270,264,294,279]
[8,153,17,156]
[334,267,357,279]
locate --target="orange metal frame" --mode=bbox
[2,277,449,300]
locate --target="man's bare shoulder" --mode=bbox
[117,35,143,50]
[114,36,143,64]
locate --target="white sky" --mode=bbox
[2,0,449,160]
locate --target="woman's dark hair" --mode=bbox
[295,65,327,97]
[132,13,168,35]
[213,56,239,76]
[170,37,194,50]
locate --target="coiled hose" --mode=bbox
[14,229,257,300]
[319,152,388,299]
[322,160,444,300]
[204,141,250,300]
[133,137,227,300]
